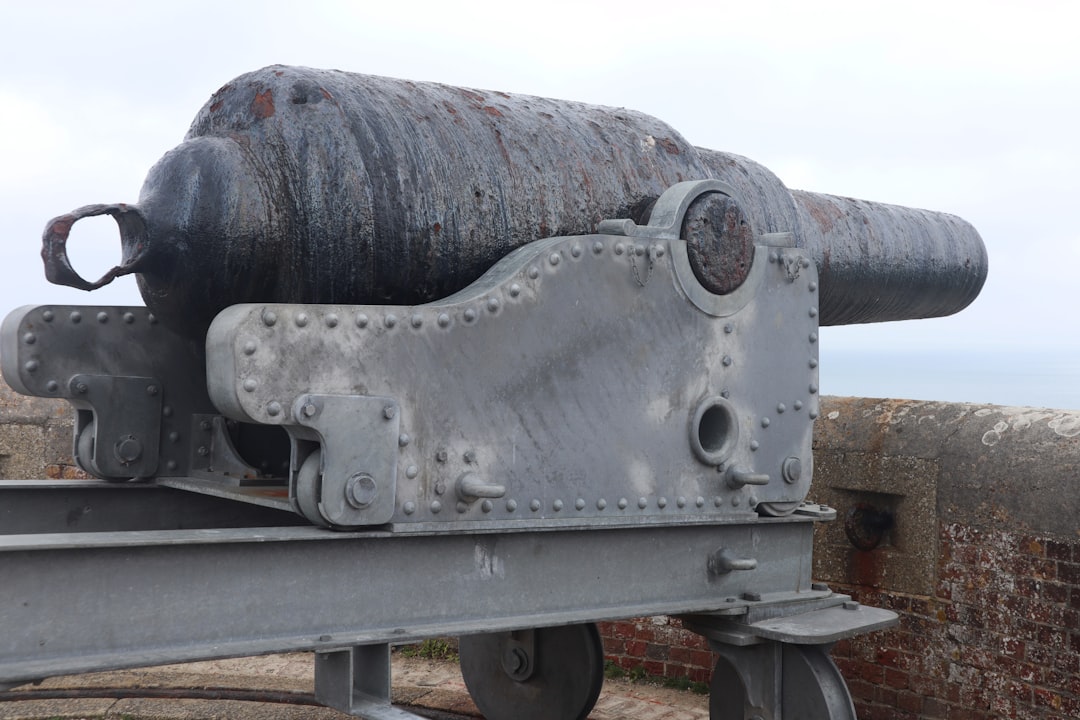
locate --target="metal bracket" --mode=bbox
[69,374,161,478]
[287,394,400,528]
[315,644,427,719]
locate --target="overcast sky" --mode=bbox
[1,1,1077,408]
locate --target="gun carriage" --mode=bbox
[0,66,987,720]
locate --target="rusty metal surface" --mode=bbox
[42,65,987,336]
[681,192,756,295]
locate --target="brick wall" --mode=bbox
[599,397,1080,720]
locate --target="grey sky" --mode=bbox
[1,1,1077,408]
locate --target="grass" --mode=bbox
[604,660,708,694]
[397,637,458,661]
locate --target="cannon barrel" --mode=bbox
[42,65,986,336]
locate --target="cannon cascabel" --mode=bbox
[41,65,987,338]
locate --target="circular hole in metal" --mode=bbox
[691,396,738,466]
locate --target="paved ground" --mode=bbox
[1,652,710,720]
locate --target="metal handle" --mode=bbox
[42,203,149,291]
[708,548,758,575]
[457,473,506,501]
[725,467,770,488]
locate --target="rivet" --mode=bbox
[267,401,282,417]
[95,311,108,323]
[777,403,786,413]
[436,449,448,463]
[383,404,397,420]
[197,446,209,457]
[677,496,686,508]
[809,409,820,420]
[295,312,309,327]
[385,314,398,328]
[262,310,277,327]
[405,465,418,479]
[592,241,604,254]
[761,417,771,428]
[724,323,734,334]
[482,500,493,513]
[618,498,629,509]
[696,496,705,508]
[403,501,416,515]
[163,406,173,417]
[302,402,317,418]
[166,460,177,470]
[715,496,724,507]
[70,311,82,324]
[123,312,135,324]
[722,355,733,367]
[356,313,369,329]
[456,501,468,513]
[147,314,158,324]
[658,497,668,509]
[809,383,819,394]
[571,244,582,258]
[743,591,762,602]
[809,281,818,292]
[437,313,451,327]
[794,400,804,411]
[411,313,423,328]
[241,340,256,356]
[768,252,778,263]
[575,498,586,511]
[399,433,411,447]
[809,332,818,344]
[464,308,477,322]
[634,245,645,256]
[509,283,521,298]
[654,245,665,258]
[749,495,759,507]
[74,381,88,394]
[597,498,607,510]
[169,431,180,443]
[721,389,730,398]
[23,332,36,345]
[801,257,811,268]
[243,378,257,392]
[147,385,159,397]
[614,243,625,256]
[325,313,339,328]
[434,481,446,495]
[750,440,760,451]
[809,307,818,318]
[732,495,741,506]
[530,499,541,512]
[553,499,564,511]
[528,266,540,279]
[638,497,648,509]
[809,358,818,368]
[42,310,54,322]
[431,500,442,514]
[45,380,59,393]
[24,360,39,373]
[549,252,561,266]
[487,297,500,312]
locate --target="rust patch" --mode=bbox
[443,101,458,115]
[274,70,284,77]
[655,137,681,155]
[251,89,275,119]
[321,88,333,101]
[459,89,486,104]
[433,222,442,234]
[209,100,224,113]
[483,105,503,117]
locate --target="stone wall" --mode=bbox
[0,379,84,479]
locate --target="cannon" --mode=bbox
[1,67,985,720]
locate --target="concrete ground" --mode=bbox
[1,651,710,720]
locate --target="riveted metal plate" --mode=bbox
[207,190,818,529]
[0,306,222,479]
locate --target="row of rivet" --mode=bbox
[400,492,749,516]
[36,309,156,325]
